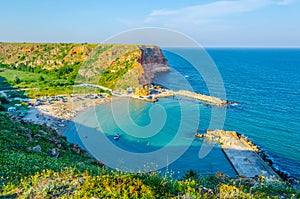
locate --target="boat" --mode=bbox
[114,134,120,140]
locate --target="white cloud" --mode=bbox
[276,0,294,5]
[144,0,295,25]
[116,0,297,46]
[146,0,273,23]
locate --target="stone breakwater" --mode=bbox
[201,130,300,190]
[174,90,234,107]
[200,130,279,179]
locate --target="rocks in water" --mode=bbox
[194,133,203,139]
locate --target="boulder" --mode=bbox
[29,145,42,152]
[47,148,60,158]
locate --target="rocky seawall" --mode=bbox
[196,130,298,187]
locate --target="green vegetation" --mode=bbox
[0,42,145,97]
[0,95,9,104]
[0,113,298,198]
[98,50,141,88]
[0,42,298,198]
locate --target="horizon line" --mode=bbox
[1,41,300,49]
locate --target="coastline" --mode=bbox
[23,94,111,134]
[19,92,299,191]
[197,130,299,190]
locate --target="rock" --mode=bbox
[39,130,48,135]
[25,134,33,142]
[47,148,60,158]
[197,186,214,195]
[238,175,247,179]
[73,148,81,154]
[139,46,170,84]
[33,134,41,138]
[29,145,42,152]
[195,133,203,139]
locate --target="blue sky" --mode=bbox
[1,0,300,47]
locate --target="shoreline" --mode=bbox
[23,94,111,134]
[21,92,298,188]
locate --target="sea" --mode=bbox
[65,48,300,180]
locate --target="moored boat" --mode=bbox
[114,134,120,140]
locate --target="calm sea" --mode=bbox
[157,48,300,178]
[65,48,300,179]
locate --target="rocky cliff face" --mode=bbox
[78,44,170,90]
[0,42,169,90]
[138,46,169,85]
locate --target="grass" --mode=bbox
[0,43,145,97]
[0,42,299,198]
[0,68,53,90]
[0,113,101,187]
[0,113,299,198]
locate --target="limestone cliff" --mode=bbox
[77,44,170,90]
[0,42,170,91]
[138,46,169,85]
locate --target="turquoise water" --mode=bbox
[66,97,236,176]
[65,48,300,179]
[157,48,300,179]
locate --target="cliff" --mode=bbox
[138,45,169,85]
[77,44,170,90]
[0,42,169,92]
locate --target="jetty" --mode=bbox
[201,130,279,178]
[131,95,158,103]
[175,90,229,107]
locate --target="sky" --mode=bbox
[1,0,300,47]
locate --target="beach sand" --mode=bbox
[23,94,111,134]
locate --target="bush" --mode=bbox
[14,75,21,84]
[0,95,9,104]
[0,104,5,111]
[38,75,44,81]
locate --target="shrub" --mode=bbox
[14,75,21,84]
[0,95,9,104]
[0,104,5,111]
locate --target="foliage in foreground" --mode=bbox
[1,168,299,199]
[0,113,299,198]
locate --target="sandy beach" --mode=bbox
[23,94,111,134]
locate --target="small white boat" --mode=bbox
[114,134,120,140]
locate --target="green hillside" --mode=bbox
[0,42,147,97]
[0,42,298,198]
[0,113,298,198]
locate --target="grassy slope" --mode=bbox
[0,43,299,198]
[0,113,298,198]
[0,43,144,97]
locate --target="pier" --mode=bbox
[175,90,228,107]
[202,130,279,178]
